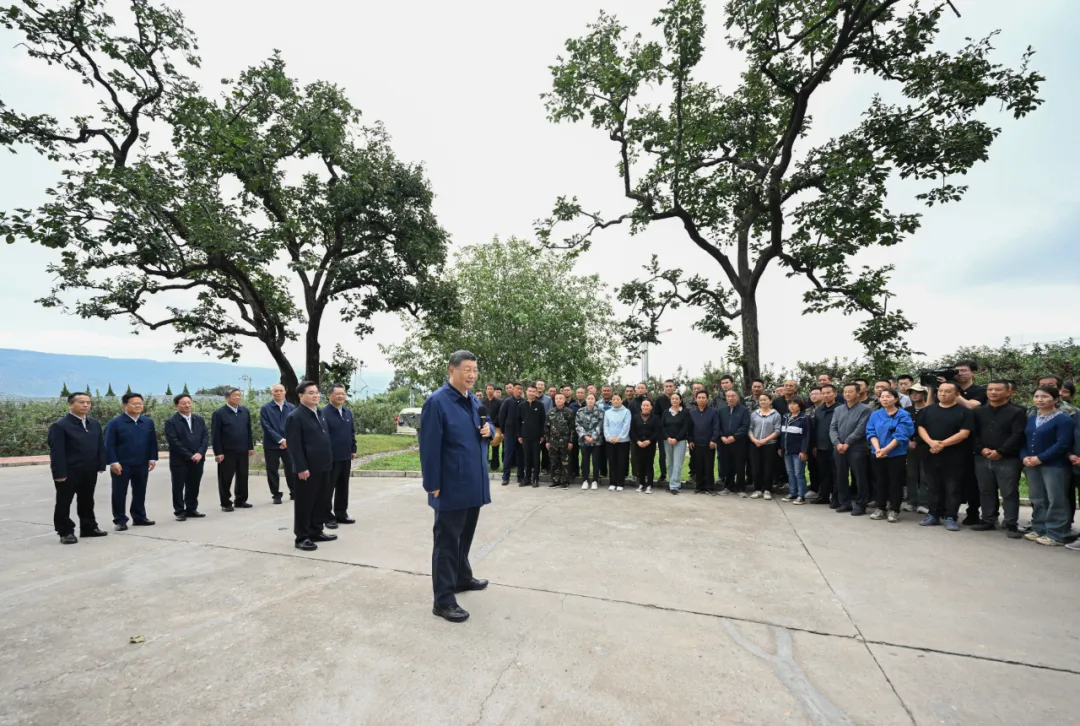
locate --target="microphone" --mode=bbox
[478,405,488,421]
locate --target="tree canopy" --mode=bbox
[382,237,623,391]
[537,0,1043,382]
[1,0,454,402]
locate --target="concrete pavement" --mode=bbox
[0,462,1077,725]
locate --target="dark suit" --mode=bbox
[211,405,254,507]
[322,404,357,523]
[285,405,333,543]
[164,413,208,515]
[104,414,158,525]
[498,396,524,482]
[260,400,296,500]
[47,413,106,536]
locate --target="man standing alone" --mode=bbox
[260,384,296,504]
[48,392,108,543]
[164,393,208,521]
[104,392,158,530]
[211,388,254,512]
[419,351,492,623]
[322,383,357,527]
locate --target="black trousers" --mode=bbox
[293,470,326,542]
[634,443,657,486]
[111,464,149,525]
[522,439,542,482]
[606,441,630,486]
[658,439,668,480]
[217,451,250,506]
[690,444,716,490]
[871,455,906,512]
[719,439,747,491]
[924,453,964,520]
[540,443,550,473]
[489,443,501,471]
[815,448,835,503]
[501,437,524,482]
[807,448,820,492]
[834,447,870,508]
[264,447,296,498]
[170,460,204,515]
[324,459,351,521]
[905,445,928,509]
[568,441,580,478]
[749,443,778,492]
[580,446,602,481]
[54,469,98,536]
[961,454,979,518]
[432,506,480,608]
[598,440,608,477]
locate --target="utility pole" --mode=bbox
[642,328,673,382]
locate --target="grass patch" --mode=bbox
[356,434,416,457]
[358,452,421,471]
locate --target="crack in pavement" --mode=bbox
[471,489,574,562]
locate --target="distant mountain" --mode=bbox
[0,348,392,399]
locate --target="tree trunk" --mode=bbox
[740,294,761,386]
[267,343,301,405]
[304,307,324,392]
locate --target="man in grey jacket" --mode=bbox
[829,382,872,515]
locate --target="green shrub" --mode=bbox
[352,398,400,435]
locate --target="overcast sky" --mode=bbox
[1,0,1076,383]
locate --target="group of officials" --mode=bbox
[47,383,359,551]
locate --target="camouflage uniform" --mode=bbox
[545,405,576,486]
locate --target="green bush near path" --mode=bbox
[355,435,416,457]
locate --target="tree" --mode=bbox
[319,344,360,393]
[124,384,133,396]
[0,0,454,403]
[382,237,623,390]
[85,384,91,394]
[59,382,70,398]
[195,384,235,396]
[105,383,115,397]
[165,383,173,396]
[94,388,101,398]
[181,382,190,396]
[537,0,1043,383]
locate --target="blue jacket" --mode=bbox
[688,405,720,445]
[779,411,812,456]
[866,408,914,458]
[718,403,750,438]
[211,405,254,454]
[419,383,492,512]
[260,400,295,447]
[322,404,357,462]
[104,414,158,467]
[1024,412,1074,468]
[602,406,631,442]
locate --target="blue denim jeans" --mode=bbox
[1026,465,1071,542]
[784,455,807,498]
[664,440,687,490]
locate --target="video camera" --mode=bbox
[918,368,957,387]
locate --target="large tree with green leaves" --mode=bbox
[382,237,623,391]
[0,0,453,402]
[537,0,1042,382]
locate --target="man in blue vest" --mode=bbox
[419,350,492,623]
[211,388,255,512]
[104,392,158,531]
[48,392,108,543]
[321,383,357,527]
[260,384,296,504]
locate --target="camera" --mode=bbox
[918,368,957,387]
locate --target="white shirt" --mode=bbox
[180,412,193,432]
[71,413,88,431]
[227,404,239,414]
[127,413,141,424]
[330,403,345,418]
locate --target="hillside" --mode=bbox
[0,349,392,398]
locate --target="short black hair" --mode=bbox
[720,375,734,384]
[226,387,242,397]
[1035,384,1060,400]
[1063,380,1076,397]
[494,385,503,392]
[751,378,764,386]
[67,392,90,403]
[526,384,537,391]
[898,374,914,383]
[297,380,317,396]
[954,359,978,371]
[854,377,869,386]
[809,386,822,393]
[121,392,143,405]
[1037,373,1063,387]
[988,379,1010,387]
[695,390,708,398]
[664,379,675,385]
[449,350,477,367]
[173,393,192,405]
[820,384,836,393]
[788,398,808,412]
[329,383,347,394]
[842,382,858,391]
[874,378,891,386]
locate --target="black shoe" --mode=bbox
[222,505,234,512]
[114,523,128,531]
[672,489,679,495]
[336,515,356,524]
[1005,525,1022,539]
[810,498,831,505]
[501,480,510,486]
[311,532,338,542]
[295,539,317,551]
[851,506,866,517]
[272,495,283,504]
[518,481,530,487]
[175,514,187,521]
[132,519,155,526]
[836,505,853,513]
[60,534,77,544]
[235,502,253,509]
[455,578,488,593]
[186,511,206,518]
[970,521,996,531]
[325,521,339,530]
[532,481,539,488]
[867,501,879,509]
[694,489,705,495]
[547,482,562,488]
[961,514,981,526]
[708,490,717,496]
[80,528,108,537]
[432,604,470,623]
[289,493,294,500]
[829,501,839,509]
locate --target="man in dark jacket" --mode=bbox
[259,384,296,504]
[104,392,158,530]
[48,392,108,543]
[829,383,872,514]
[498,384,525,484]
[653,379,675,484]
[971,379,1026,537]
[286,381,336,551]
[718,390,750,495]
[689,390,721,493]
[813,385,839,506]
[419,351,492,623]
[519,385,547,487]
[211,388,255,512]
[322,383,357,527]
[164,393,209,521]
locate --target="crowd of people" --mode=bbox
[477,365,1080,548]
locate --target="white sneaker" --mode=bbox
[591,481,598,490]
[1065,540,1080,551]
[581,481,589,490]
[917,506,929,514]
[763,491,772,501]
[608,485,615,491]
[645,486,652,494]
[750,491,761,499]
[616,486,624,491]
[781,496,793,503]
[637,485,644,492]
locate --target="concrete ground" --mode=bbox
[0,464,1077,726]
